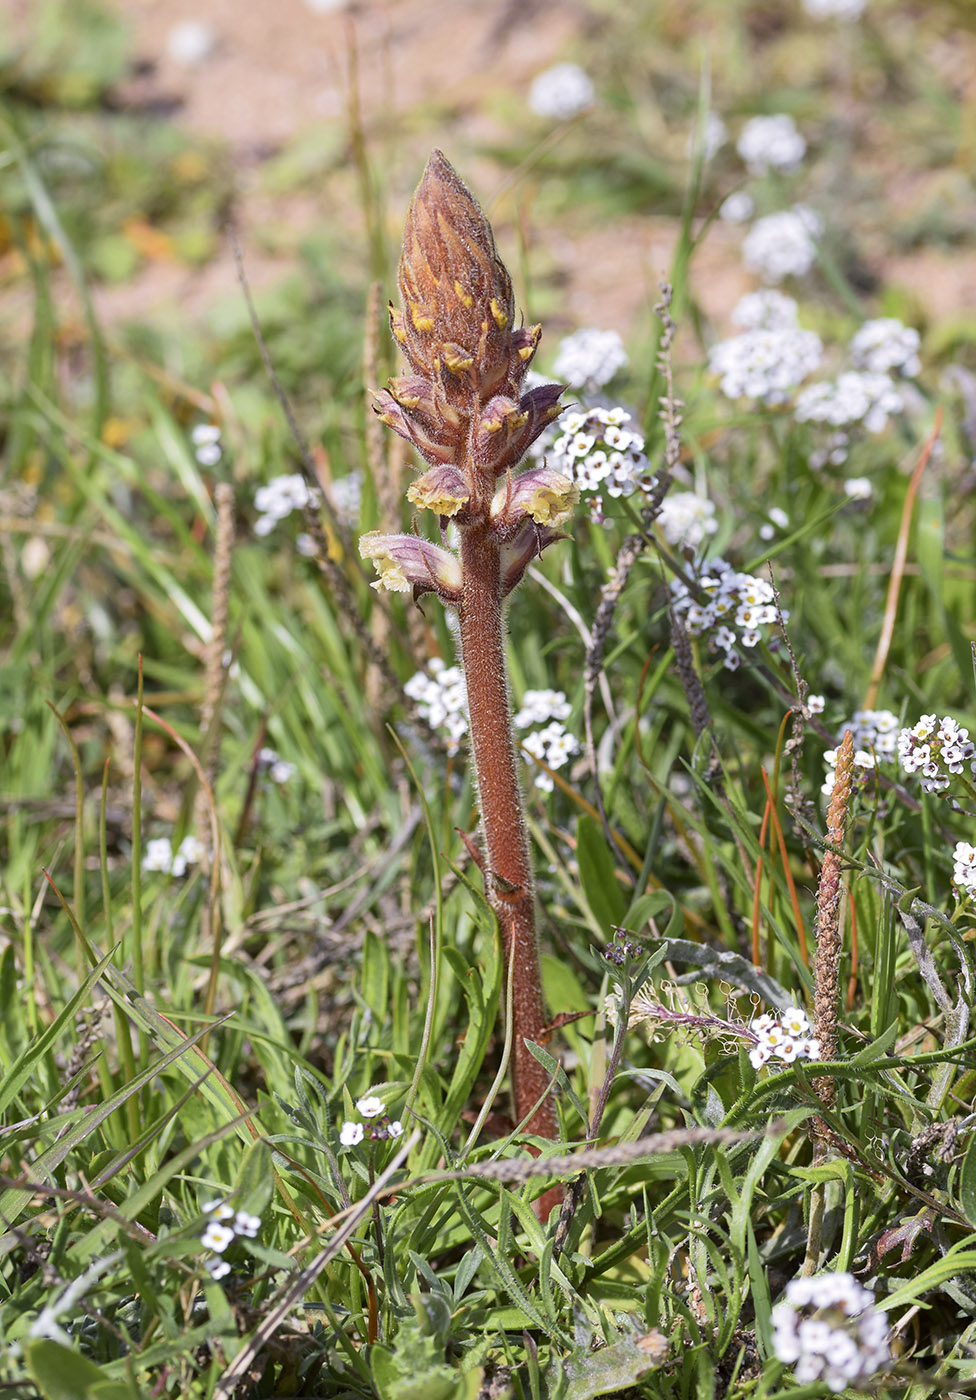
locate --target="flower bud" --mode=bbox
[499,519,568,596]
[359,531,462,603]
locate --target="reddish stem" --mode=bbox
[458,523,557,1146]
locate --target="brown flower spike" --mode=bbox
[362,152,575,1199]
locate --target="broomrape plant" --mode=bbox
[360,151,577,1152]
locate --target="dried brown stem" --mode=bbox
[814,728,854,1106]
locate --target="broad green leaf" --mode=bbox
[25,1340,133,1400]
[576,814,628,936]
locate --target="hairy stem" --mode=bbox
[458,523,556,1142]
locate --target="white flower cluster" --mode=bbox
[191,423,222,467]
[514,690,578,791]
[737,114,806,176]
[850,318,921,378]
[254,473,319,537]
[708,326,822,405]
[143,834,203,877]
[670,558,783,671]
[257,747,296,785]
[795,371,903,436]
[791,318,919,470]
[546,406,652,524]
[952,842,976,899]
[821,709,899,795]
[513,689,571,728]
[339,1094,403,1147]
[748,1006,820,1069]
[520,727,579,792]
[759,505,790,541]
[743,206,823,283]
[772,1273,890,1392]
[731,289,799,331]
[803,0,865,17]
[406,664,579,792]
[200,1200,262,1282]
[552,329,628,391]
[656,492,718,549]
[897,714,976,795]
[528,62,595,120]
[404,658,469,755]
[324,470,364,529]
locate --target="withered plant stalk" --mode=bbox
[361,152,579,1154]
[804,728,854,1274]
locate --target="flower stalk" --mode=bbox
[361,151,576,1156]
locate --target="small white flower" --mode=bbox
[205,1256,232,1280]
[844,477,872,501]
[177,835,203,867]
[803,0,865,17]
[328,471,364,527]
[356,1095,385,1118]
[143,837,176,874]
[192,424,221,446]
[689,112,728,162]
[737,114,806,175]
[166,20,217,66]
[234,1212,261,1238]
[807,694,826,713]
[388,1120,404,1138]
[780,1006,811,1036]
[201,1221,235,1253]
[203,1201,235,1221]
[340,1121,364,1147]
[719,191,754,223]
[143,833,202,877]
[528,62,595,120]
[406,660,470,754]
[514,689,572,728]
[195,442,222,468]
[258,747,296,784]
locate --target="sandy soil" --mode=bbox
[11,0,976,340]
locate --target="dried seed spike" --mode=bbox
[814,727,854,1102]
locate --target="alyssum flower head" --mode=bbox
[361,151,576,602]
